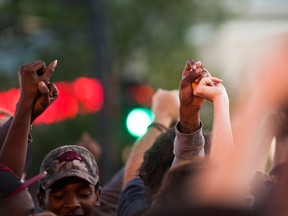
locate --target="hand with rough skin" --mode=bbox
[179,59,206,133]
[17,60,59,123]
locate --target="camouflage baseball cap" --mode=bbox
[39,145,99,190]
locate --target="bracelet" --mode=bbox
[147,122,168,133]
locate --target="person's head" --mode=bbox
[1,189,34,216]
[150,160,205,213]
[0,164,45,216]
[138,128,176,195]
[251,162,288,212]
[37,145,101,216]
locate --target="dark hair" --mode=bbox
[138,128,175,194]
[150,160,205,213]
[252,162,288,210]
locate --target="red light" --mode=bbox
[0,77,103,125]
[35,82,79,124]
[125,84,154,106]
[73,77,103,114]
[0,89,20,113]
[133,85,154,106]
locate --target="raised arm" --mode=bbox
[172,60,206,166]
[122,89,179,189]
[0,60,58,177]
[193,76,233,163]
[188,37,288,211]
[0,60,58,151]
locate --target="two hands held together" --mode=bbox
[178,59,228,133]
[182,59,227,105]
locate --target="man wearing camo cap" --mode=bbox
[37,145,101,216]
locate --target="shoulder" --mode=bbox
[117,177,150,216]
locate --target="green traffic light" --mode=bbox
[126,107,153,137]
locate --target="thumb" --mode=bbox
[38,81,49,95]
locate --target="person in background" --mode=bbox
[117,60,209,216]
[154,34,288,216]
[77,132,102,162]
[122,89,180,189]
[117,89,179,216]
[0,60,59,215]
[148,72,232,215]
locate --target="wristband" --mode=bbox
[147,122,168,133]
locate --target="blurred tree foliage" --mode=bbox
[108,0,228,88]
[0,0,229,181]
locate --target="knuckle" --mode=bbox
[19,65,26,72]
[35,60,45,65]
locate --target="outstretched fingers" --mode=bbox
[211,77,222,84]
[199,77,222,86]
[42,60,58,83]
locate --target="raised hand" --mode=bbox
[178,60,206,133]
[193,77,225,103]
[32,81,59,123]
[17,60,58,122]
[0,60,57,178]
[151,89,179,128]
[179,60,204,109]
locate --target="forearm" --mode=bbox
[122,126,164,189]
[0,117,12,151]
[199,95,272,206]
[0,99,33,177]
[172,121,205,166]
[179,107,201,134]
[210,95,233,163]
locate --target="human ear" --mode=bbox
[95,187,101,207]
[37,190,45,209]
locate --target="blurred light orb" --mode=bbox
[126,107,153,137]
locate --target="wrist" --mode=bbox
[147,122,169,133]
[180,107,201,127]
[213,93,229,106]
[152,116,173,128]
[14,100,33,125]
[179,119,201,134]
[16,99,34,113]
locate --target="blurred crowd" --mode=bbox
[1,34,288,215]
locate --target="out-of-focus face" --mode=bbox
[42,177,100,216]
[0,189,35,216]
